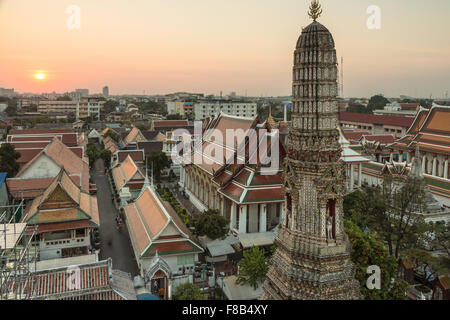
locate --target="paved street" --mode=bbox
[92,159,139,277]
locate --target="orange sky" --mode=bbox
[1,0,449,98]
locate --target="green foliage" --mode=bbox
[136,100,166,114]
[344,219,408,300]
[147,151,171,182]
[158,187,190,225]
[166,114,183,120]
[191,209,229,240]
[56,95,72,101]
[173,283,203,300]
[344,175,430,258]
[428,221,450,258]
[367,94,390,113]
[103,99,120,114]
[346,103,369,114]
[403,221,450,280]
[0,143,21,177]
[87,141,100,166]
[103,130,119,143]
[236,246,268,290]
[99,149,112,167]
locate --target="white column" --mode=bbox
[358,163,362,187]
[445,159,449,180]
[406,152,411,164]
[438,158,443,177]
[350,164,355,190]
[432,157,437,176]
[389,152,393,162]
[260,204,267,233]
[239,205,247,234]
[422,156,426,173]
[230,202,237,230]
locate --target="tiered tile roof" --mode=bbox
[339,112,415,127]
[111,155,145,191]
[389,105,450,156]
[124,186,203,259]
[122,127,147,147]
[7,259,135,300]
[8,138,90,200]
[201,113,286,205]
[21,168,99,229]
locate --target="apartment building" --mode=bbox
[194,100,257,120]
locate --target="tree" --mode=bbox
[429,221,450,258]
[87,141,100,166]
[166,114,183,120]
[5,105,17,117]
[345,175,430,258]
[236,246,269,290]
[346,103,369,114]
[173,283,203,300]
[103,99,119,114]
[56,95,72,101]
[191,209,229,240]
[147,151,171,182]
[103,130,119,143]
[344,219,408,300]
[367,94,390,113]
[99,149,112,168]
[0,143,21,177]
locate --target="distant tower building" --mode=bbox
[103,86,109,98]
[261,0,361,300]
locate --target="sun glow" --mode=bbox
[35,73,46,80]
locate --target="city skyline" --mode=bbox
[1,0,449,98]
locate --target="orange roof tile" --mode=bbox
[112,155,143,190]
[124,187,202,257]
[22,169,98,226]
[15,138,89,191]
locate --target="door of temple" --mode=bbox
[150,270,168,300]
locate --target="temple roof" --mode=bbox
[112,155,145,191]
[21,168,99,227]
[297,21,334,49]
[390,105,450,156]
[14,137,89,192]
[123,186,202,259]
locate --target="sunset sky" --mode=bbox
[1,0,449,98]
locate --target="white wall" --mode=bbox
[19,154,61,179]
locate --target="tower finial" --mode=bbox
[308,0,322,21]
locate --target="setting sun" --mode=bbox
[35,73,46,80]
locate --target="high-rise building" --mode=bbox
[261,0,361,300]
[103,86,109,98]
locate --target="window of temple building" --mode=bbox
[177,255,194,266]
[326,199,336,239]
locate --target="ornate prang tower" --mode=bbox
[261,0,361,300]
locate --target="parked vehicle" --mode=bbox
[89,183,98,194]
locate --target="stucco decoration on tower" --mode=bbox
[261,1,361,300]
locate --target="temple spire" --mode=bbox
[308,0,322,21]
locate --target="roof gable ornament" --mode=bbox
[308,0,322,21]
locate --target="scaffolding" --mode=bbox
[0,201,38,300]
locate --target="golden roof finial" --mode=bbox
[308,0,322,21]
